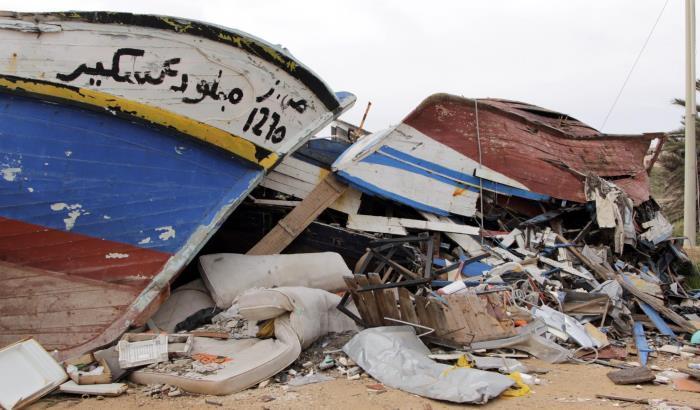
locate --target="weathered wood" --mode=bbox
[347,214,479,235]
[413,295,436,331]
[442,295,473,344]
[247,174,348,255]
[457,293,515,342]
[595,394,700,410]
[398,288,419,325]
[555,233,611,282]
[343,276,372,326]
[261,156,362,215]
[354,250,373,274]
[0,260,145,356]
[355,275,383,327]
[370,249,421,280]
[189,331,230,340]
[368,273,400,324]
[618,275,697,333]
[607,366,655,385]
[425,299,449,337]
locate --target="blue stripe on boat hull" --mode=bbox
[0,93,263,255]
[372,146,550,202]
[336,170,450,216]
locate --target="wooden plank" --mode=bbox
[355,275,383,327]
[251,198,302,207]
[0,289,133,316]
[539,256,595,281]
[247,174,348,255]
[367,273,391,325]
[461,294,514,342]
[343,276,372,326]
[354,250,373,274]
[442,295,473,344]
[261,157,362,215]
[347,215,408,235]
[0,330,102,351]
[370,249,421,280]
[425,299,449,337]
[368,273,401,324]
[398,288,419,325]
[0,307,125,330]
[347,214,479,235]
[617,275,698,333]
[414,295,436,331]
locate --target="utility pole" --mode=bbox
[684,0,697,247]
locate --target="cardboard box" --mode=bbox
[64,353,112,385]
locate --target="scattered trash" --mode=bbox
[607,366,655,385]
[3,16,700,407]
[0,338,68,409]
[205,398,223,406]
[288,373,334,386]
[673,377,700,393]
[64,353,112,385]
[58,380,128,397]
[129,287,356,396]
[117,334,169,368]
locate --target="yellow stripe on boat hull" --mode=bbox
[0,75,278,170]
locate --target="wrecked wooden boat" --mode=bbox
[333,93,661,217]
[0,11,354,359]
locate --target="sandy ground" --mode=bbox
[30,356,700,410]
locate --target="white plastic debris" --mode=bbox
[117,334,169,368]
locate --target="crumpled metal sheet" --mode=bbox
[469,319,571,364]
[343,326,514,404]
[532,305,601,349]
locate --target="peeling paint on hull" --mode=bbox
[0,11,354,359]
[333,94,659,216]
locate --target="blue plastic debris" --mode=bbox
[637,301,676,338]
[632,322,652,366]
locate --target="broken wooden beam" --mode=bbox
[247,174,347,255]
[618,276,697,334]
[348,214,480,236]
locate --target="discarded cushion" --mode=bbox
[238,287,357,349]
[199,252,351,308]
[150,279,215,333]
[130,287,356,395]
[130,317,301,395]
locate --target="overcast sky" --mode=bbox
[1,0,695,135]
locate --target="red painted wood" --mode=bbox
[0,217,175,358]
[403,94,658,204]
[0,216,171,284]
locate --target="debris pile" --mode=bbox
[4,100,700,408]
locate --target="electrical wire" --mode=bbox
[474,99,485,244]
[600,0,670,130]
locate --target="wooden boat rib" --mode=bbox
[0,11,354,359]
[333,93,660,217]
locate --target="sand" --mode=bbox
[29,356,700,410]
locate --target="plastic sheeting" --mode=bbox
[199,252,351,308]
[343,326,514,404]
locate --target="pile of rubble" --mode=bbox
[4,116,700,409]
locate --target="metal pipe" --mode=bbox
[684,0,697,246]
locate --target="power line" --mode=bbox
[600,0,670,130]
